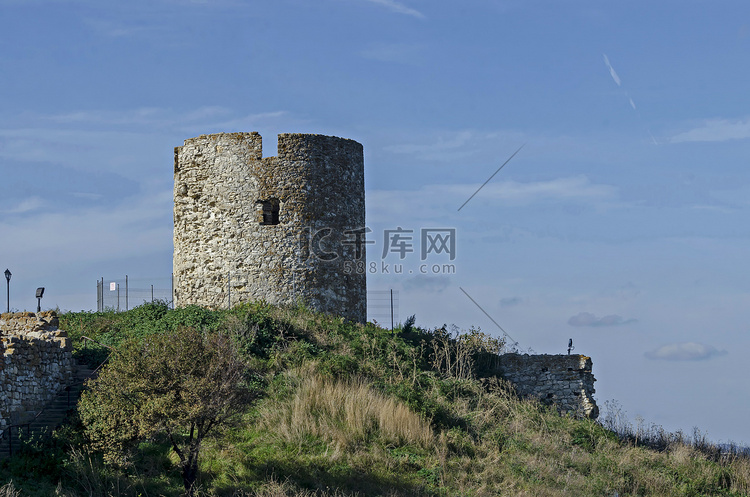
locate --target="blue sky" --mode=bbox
[2,0,750,444]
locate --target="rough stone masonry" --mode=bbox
[0,311,74,432]
[493,353,598,418]
[173,132,367,322]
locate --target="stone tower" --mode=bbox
[173,132,366,322]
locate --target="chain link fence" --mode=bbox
[96,276,174,312]
[367,290,399,330]
[95,275,399,326]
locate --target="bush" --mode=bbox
[79,326,258,496]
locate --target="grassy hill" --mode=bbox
[1,301,749,496]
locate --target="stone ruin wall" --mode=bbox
[173,132,366,322]
[494,353,598,418]
[0,311,75,432]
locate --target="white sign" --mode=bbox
[110,282,116,291]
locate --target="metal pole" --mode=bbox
[228,273,231,310]
[117,284,120,312]
[125,275,128,311]
[101,277,104,311]
[171,273,174,309]
[390,289,394,333]
[151,285,154,303]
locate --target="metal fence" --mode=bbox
[95,275,399,327]
[96,276,174,312]
[367,290,399,329]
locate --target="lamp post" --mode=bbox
[4,269,11,314]
[36,287,45,313]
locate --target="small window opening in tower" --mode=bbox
[257,198,280,225]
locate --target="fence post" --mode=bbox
[390,289,394,333]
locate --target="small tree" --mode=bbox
[79,326,256,496]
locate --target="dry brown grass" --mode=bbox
[260,368,434,450]
[0,482,20,497]
[728,457,750,494]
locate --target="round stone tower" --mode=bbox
[173,132,366,322]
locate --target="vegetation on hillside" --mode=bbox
[1,301,749,496]
[79,326,258,495]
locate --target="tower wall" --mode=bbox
[173,132,366,322]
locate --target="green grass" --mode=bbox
[1,301,749,496]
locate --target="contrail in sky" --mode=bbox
[602,53,658,145]
[603,54,621,86]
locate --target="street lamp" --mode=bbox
[4,269,11,314]
[36,287,45,313]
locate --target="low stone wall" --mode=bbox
[0,311,75,432]
[493,353,598,418]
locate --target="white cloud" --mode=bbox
[363,0,425,19]
[43,107,171,125]
[479,176,616,203]
[385,130,477,155]
[0,107,299,180]
[568,311,637,327]
[3,197,45,214]
[382,129,529,163]
[0,188,173,266]
[33,107,292,134]
[645,342,728,361]
[367,176,618,223]
[670,118,750,143]
[38,106,263,130]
